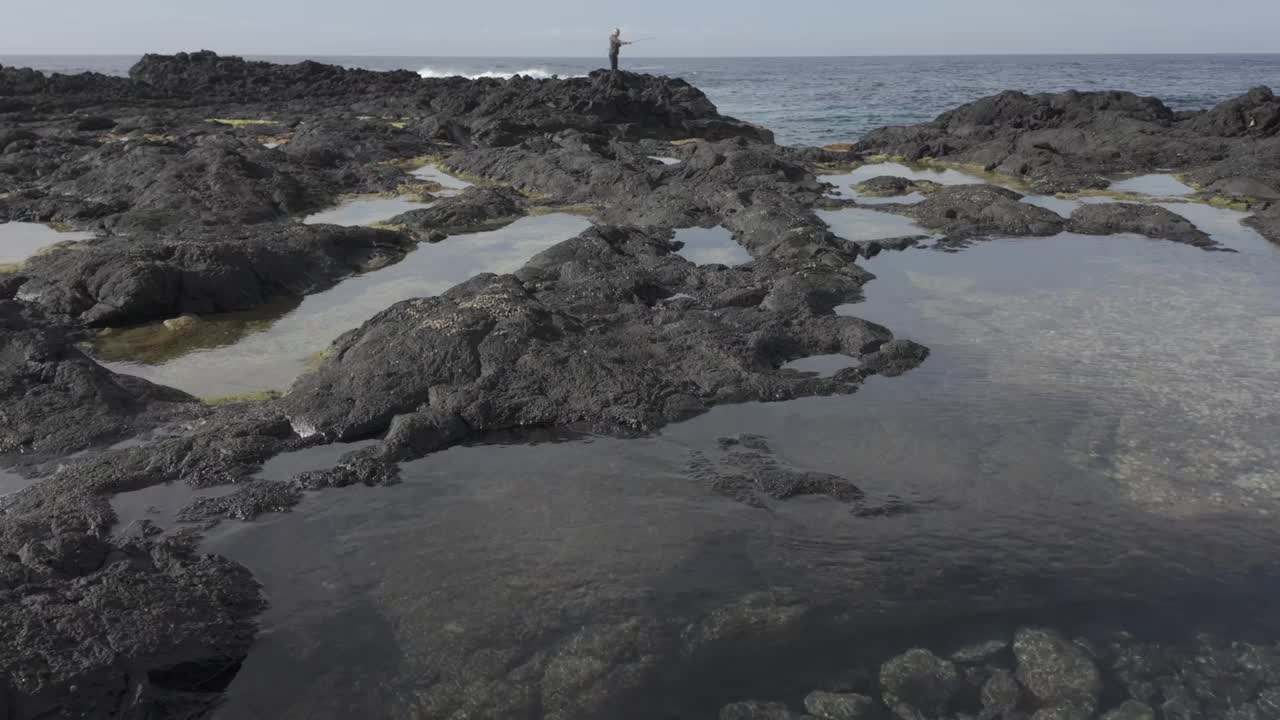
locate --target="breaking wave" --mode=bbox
[417,67,584,80]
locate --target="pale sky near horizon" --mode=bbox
[3,0,1278,56]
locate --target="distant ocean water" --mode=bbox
[4,54,1280,145]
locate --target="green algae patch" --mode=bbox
[822,142,855,152]
[1056,189,1153,202]
[389,121,409,129]
[0,262,22,274]
[92,296,300,365]
[529,203,600,217]
[207,118,278,127]
[1205,195,1254,212]
[369,222,409,233]
[202,390,282,406]
[1175,174,1206,191]
[392,181,443,201]
[387,154,443,171]
[670,138,699,146]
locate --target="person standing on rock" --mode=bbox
[609,29,632,72]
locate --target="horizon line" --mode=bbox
[4,51,1280,59]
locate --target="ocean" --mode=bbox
[3,53,1280,145]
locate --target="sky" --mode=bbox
[2,0,1278,56]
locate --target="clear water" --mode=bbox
[781,354,862,377]
[819,162,993,201]
[409,163,473,194]
[6,55,1280,145]
[0,222,94,265]
[815,206,929,242]
[672,225,751,265]
[1109,173,1196,197]
[93,214,592,398]
[0,467,33,498]
[198,197,1280,718]
[301,196,432,227]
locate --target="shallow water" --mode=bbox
[301,196,431,226]
[95,214,592,397]
[0,467,33,498]
[207,197,1280,718]
[112,482,239,533]
[1020,193,1082,217]
[1109,173,1195,197]
[781,354,862,377]
[410,163,473,195]
[673,225,751,265]
[819,162,986,202]
[0,222,94,265]
[816,206,928,242]
[649,155,682,166]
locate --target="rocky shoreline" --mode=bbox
[2,52,1279,718]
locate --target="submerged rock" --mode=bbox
[720,701,802,720]
[980,668,1024,718]
[1100,700,1156,720]
[879,648,959,720]
[1067,203,1217,248]
[804,690,883,720]
[1013,628,1102,712]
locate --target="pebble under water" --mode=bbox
[193,174,1280,718]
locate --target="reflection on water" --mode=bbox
[112,481,239,533]
[649,156,682,166]
[209,203,1280,718]
[1110,173,1195,197]
[92,296,302,365]
[0,222,94,265]
[0,467,34,498]
[819,162,994,203]
[410,163,473,195]
[673,225,751,265]
[302,196,432,227]
[816,207,928,241]
[781,354,861,377]
[95,214,592,398]
[1021,193,1081,217]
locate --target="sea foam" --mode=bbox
[417,67,583,80]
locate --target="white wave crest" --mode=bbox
[417,66,583,80]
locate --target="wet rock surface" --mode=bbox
[15,223,415,326]
[856,86,1280,243]
[1066,203,1217,248]
[388,184,529,239]
[854,175,942,197]
[872,185,1065,240]
[2,53,1277,719]
[282,223,924,449]
[1,300,196,458]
